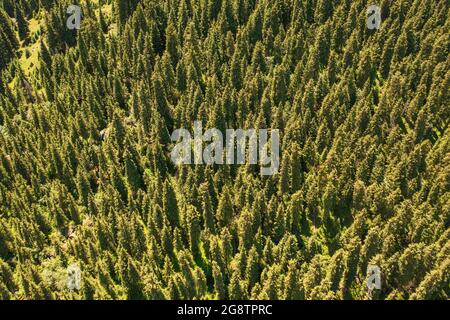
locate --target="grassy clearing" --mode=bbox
[17,17,44,78]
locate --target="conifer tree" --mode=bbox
[14,3,28,42]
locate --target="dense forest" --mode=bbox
[0,0,448,300]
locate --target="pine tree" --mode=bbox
[114,0,129,31]
[216,188,234,229]
[125,151,143,191]
[0,8,18,69]
[228,272,245,300]
[212,261,226,299]
[113,76,127,109]
[163,179,179,227]
[14,3,28,42]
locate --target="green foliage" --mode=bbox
[0,0,448,301]
[0,7,18,69]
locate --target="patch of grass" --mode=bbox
[16,17,44,78]
[19,40,40,77]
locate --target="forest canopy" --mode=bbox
[0,0,449,300]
